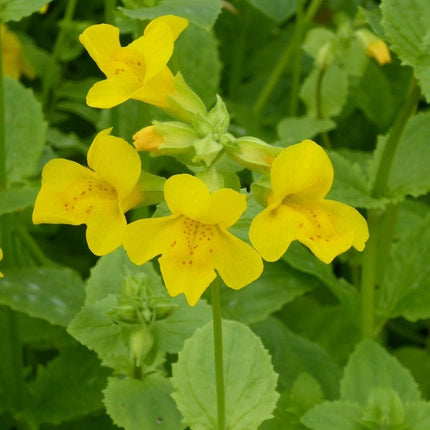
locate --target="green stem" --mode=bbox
[252,0,323,115]
[360,80,420,339]
[104,0,116,25]
[315,66,332,149]
[0,20,7,188]
[372,81,420,197]
[289,0,306,116]
[211,279,225,430]
[41,0,78,111]
[360,209,381,339]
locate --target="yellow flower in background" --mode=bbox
[1,24,34,80]
[249,140,369,264]
[79,15,188,109]
[33,129,142,256]
[124,174,263,306]
[133,125,164,152]
[356,28,391,66]
[365,40,391,66]
[0,249,3,277]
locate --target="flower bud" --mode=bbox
[356,29,391,65]
[129,326,154,367]
[193,135,224,166]
[226,137,281,174]
[133,126,163,152]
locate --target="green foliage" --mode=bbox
[172,320,279,430]
[0,0,52,22]
[119,0,222,30]
[381,0,430,101]
[244,0,297,22]
[4,78,47,184]
[0,186,38,216]
[104,376,182,430]
[0,267,85,326]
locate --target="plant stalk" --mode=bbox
[252,0,323,115]
[0,20,7,188]
[211,279,225,430]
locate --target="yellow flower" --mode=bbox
[133,125,164,152]
[33,129,142,256]
[124,174,263,306]
[249,140,369,264]
[366,40,391,66]
[1,24,34,80]
[0,248,3,277]
[79,15,188,109]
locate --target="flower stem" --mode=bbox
[360,80,420,339]
[0,20,7,189]
[315,66,332,149]
[252,0,322,115]
[41,0,78,111]
[211,278,225,430]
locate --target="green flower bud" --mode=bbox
[193,135,224,166]
[129,326,154,367]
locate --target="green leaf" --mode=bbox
[327,150,388,209]
[252,317,341,399]
[0,0,52,21]
[172,320,279,430]
[152,295,211,353]
[27,346,109,426]
[404,402,430,430]
[221,261,318,325]
[4,78,47,184]
[385,112,430,200]
[244,0,297,22]
[300,64,349,118]
[276,117,336,147]
[104,375,182,430]
[282,242,357,308]
[302,28,335,59]
[67,295,130,373]
[359,6,385,38]
[381,0,430,100]
[119,0,222,30]
[85,248,150,305]
[377,214,430,322]
[340,339,421,404]
[301,401,364,430]
[171,23,221,105]
[0,267,85,327]
[0,186,38,216]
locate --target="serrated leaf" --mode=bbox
[377,214,430,322]
[300,64,349,118]
[302,28,335,59]
[277,116,336,147]
[301,401,364,430]
[327,150,388,209]
[341,339,421,404]
[172,320,279,430]
[4,78,47,183]
[171,23,221,105]
[152,295,211,353]
[381,0,430,100]
[0,267,84,326]
[85,248,155,305]
[359,6,385,38]
[104,376,182,430]
[27,346,109,426]
[244,0,296,22]
[119,0,222,30]
[67,295,130,373]
[252,317,341,399]
[0,0,52,22]
[0,186,38,215]
[221,261,318,325]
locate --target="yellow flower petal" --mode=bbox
[164,174,210,219]
[201,188,247,228]
[130,66,175,107]
[79,24,121,76]
[87,130,141,200]
[85,199,127,256]
[149,15,189,41]
[214,227,263,289]
[249,203,299,262]
[0,248,3,277]
[270,140,333,204]
[294,200,369,263]
[32,159,98,225]
[86,77,141,109]
[124,215,180,265]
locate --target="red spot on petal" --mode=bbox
[310,237,314,241]
[171,241,176,247]
[299,223,303,228]
[189,260,193,264]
